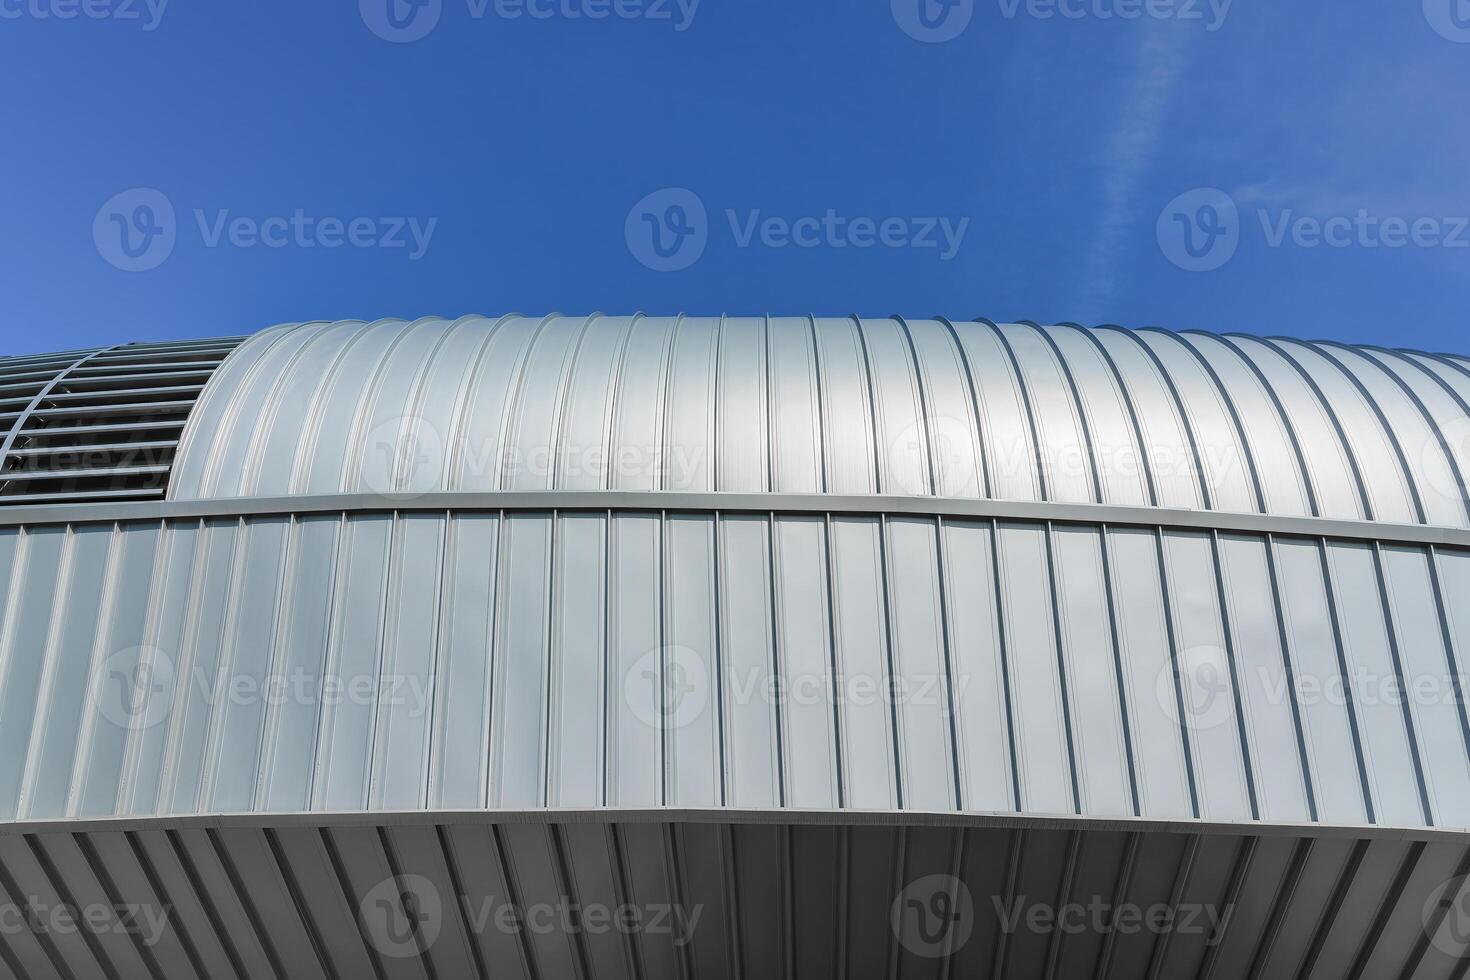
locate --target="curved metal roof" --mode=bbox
[169,317,1470,529]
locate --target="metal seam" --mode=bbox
[1190,332,1321,519]
[1208,531,1263,821]
[1059,322,1160,508]
[1368,541,1435,825]
[850,314,886,496]
[893,315,939,497]
[1144,328,1268,514]
[977,318,1051,502]
[935,317,995,500]
[1317,542,1378,824]
[1154,530,1203,818]
[1291,338,1428,524]
[1024,321,1106,505]
[1244,335,1375,521]
[1355,343,1470,526]
[1098,325,1214,511]
[1098,526,1143,818]
[1262,535,1320,822]
[1042,522,1083,815]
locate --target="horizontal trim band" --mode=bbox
[0,806,1465,846]
[1,491,1469,549]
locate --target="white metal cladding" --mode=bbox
[167,317,1470,528]
[0,816,1466,980]
[1,511,1469,833]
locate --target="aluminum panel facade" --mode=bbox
[0,510,1464,833]
[7,318,1470,976]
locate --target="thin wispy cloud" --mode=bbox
[1075,25,1196,322]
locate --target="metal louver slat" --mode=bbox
[0,337,244,505]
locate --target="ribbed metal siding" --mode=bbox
[0,816,1458,980]
[0,817,1465,980]
[1,511,1466,831]
[167,319,1470,532]
[0,338,244,505]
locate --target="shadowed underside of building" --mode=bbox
[1,316,1469,978]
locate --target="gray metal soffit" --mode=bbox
[0,813,1464,980]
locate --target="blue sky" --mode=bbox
[1,0,1467,356]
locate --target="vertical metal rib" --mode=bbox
[936,317,996,499]
[1042,831,1084,980]
[1343,343,1470,525]
[1397,844,1470,980]
[976,319,1051,502]
[1262,536,1320,822]
[1144,328,1269,514]
[1023,322,1106,505]
[1243,336,1374,520]
[1145,835,1201,980]
[1097,325,1214,511]
[1292,339,1428,524]
[1099,526,1143,816]
[1057,323,1161,507]
[1243,837,1313,980]
[1153,529,1203,818]
[1042,522,1083,814]
[1192,331,1322,518]
[1344,842,1427,980]
[1368,541,1434,825]
[1195,836,1257,980]
[894,315,941,498]
[1316,540,1378,823]
[262,829,339,980]
[1294,839,1371,979]
[1208,531,1262,820]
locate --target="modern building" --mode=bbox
[1,316,1469,978]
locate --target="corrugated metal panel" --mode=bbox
[0,815,1464,980]
[167,319,1470,530]
[0,510,1466,832]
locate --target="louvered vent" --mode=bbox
[0,337,244,505]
